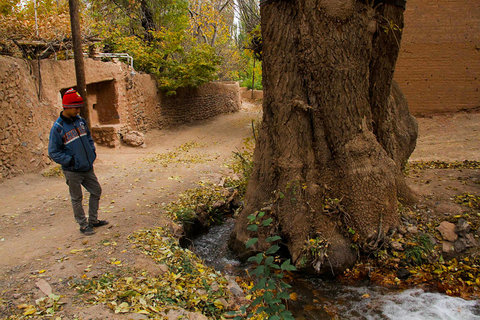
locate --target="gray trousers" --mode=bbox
[63,169,102,228]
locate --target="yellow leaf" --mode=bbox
[290,292,298,301]
[137,310,150,314]
[38,269,46,274]
[23,305,37,315]
[115,302,129,313]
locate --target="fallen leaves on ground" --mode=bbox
[406,160,480,172]
[73,227,236,319]
[341,203,480,300]
[143,141,212,167]
[163,181,234,227]
[41,165,63,178]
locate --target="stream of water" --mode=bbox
[191,219,480,319]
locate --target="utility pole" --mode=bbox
[68,0,89,127]
[251,57,255,100]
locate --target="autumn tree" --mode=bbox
[230,0,418,274]
[0,0,83,58]
[91,0,239,93]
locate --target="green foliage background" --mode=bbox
[1,0,262,93]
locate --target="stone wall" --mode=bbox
[160,82,241,126]
[0,56,55,180]
[394,0,480,115]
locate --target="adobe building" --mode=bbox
[0,56,241,180]
[394,0,480,115]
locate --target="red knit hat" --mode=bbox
[62,88,84,108]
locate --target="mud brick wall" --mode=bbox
[124,73,163,131]
[394,0,480,115]
[239,87,263,101]
[91,126,120,148]
[160,82,241,126]
[0,56,56,180]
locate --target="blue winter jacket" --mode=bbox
[48,113,96,172]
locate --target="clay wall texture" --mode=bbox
[0,56,56,179]
[160,82,241,126]
[394,0,480,115]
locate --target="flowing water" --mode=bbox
[191,219,480,320]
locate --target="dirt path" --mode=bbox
[0,102,261,317]
[1,106,479,318]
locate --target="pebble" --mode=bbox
[437,221,457,242]
[455,218,470,235]
[407,226,418,234]
[454,239,467,253]
[442,241,454,253]
[391,241,404,251]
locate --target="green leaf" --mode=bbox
[247,214,256,222]
[266,278,276,289]
[266,235,282,243]
[280,310,295,319]
[247,224,259,232]
[250,296,263,307]
[280,259,297,271]
[245,238,258,248]
[266,245,280,255]
[254,278,266,290]
[277,291,290,300]
[265,256,274,266]
[258,211,265,218]
[271,263,281,270]
[262,218,273,226]
[252,265,265,276]
[247,253,263,264]
[256,306,266,314]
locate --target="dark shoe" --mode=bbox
[80,225,95,235]
[90,220,109,228]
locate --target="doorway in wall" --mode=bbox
[60,80,119,126]
[87,80,119,126]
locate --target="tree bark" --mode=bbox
[140,0,155,43]
[68,0,89,126]
[230,0,417,275]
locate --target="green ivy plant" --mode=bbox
[229,211,296,320]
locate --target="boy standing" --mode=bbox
[48,88,108,235]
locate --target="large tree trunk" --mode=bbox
[230,0,417,275]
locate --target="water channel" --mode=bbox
[191,218,480,320]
